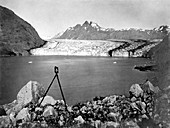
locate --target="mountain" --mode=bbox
[0,6,45,56]
[31,21,168,57]
[56,21,167,40]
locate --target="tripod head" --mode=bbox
[54,66,59,74]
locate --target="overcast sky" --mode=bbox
[0,0,170,39]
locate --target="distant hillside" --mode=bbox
[0,6,45,56]
[55,21,167,40]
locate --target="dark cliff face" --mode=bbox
[0,6,45,56]
[56,21,166,40]
[153,34,170,89]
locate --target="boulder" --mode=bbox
[129,84,143,97]
[6,103,23,115]
[80,106,87,114]
[131,97,137,102]
[108,95,118,104]
[35,107,43,118]
[130,102,140,111]
[0,116,11,127]
[143,80,160,93]
[58,120,64,126]
[102,95,118,104]
[9,112,16,124]
[16,108,31,122]
[38,95,56,106]
[108,112,118,122]
[43,106,57,117]
[3,100,17,113]
[17,81,45,106]
[58,115,65,126]
[67,106,73,112]
[35,107,43,112]
[57,100,65,105]
[136,101,146,114]
[74,115,85,124]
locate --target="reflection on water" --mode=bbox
[0,56,152,105]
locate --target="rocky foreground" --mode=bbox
[1,79,168,128]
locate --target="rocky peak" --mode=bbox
[0,5,45,56]
[158,25,169,34]
[83,21,90,26]
[82,21,101,30]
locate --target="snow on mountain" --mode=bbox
[90,21,101,31]
[90,22,99,28]
[54,21,168,40]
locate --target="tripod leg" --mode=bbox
[39,74,57,106]
[56,74,67,110]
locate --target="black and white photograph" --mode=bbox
[0,0,170,127]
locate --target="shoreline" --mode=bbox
[134,64,157,72]
[0,54,152,59]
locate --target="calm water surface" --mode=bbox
[0,56,153,105]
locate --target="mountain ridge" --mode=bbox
[0,5,45,56]
[55,21,168,40]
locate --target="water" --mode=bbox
[0,56,152,105]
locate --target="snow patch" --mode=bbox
[90,22,100,30]
[100,27,107,31]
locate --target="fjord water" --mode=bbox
[0,56,152,105]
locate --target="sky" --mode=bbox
[0,0,170,39]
